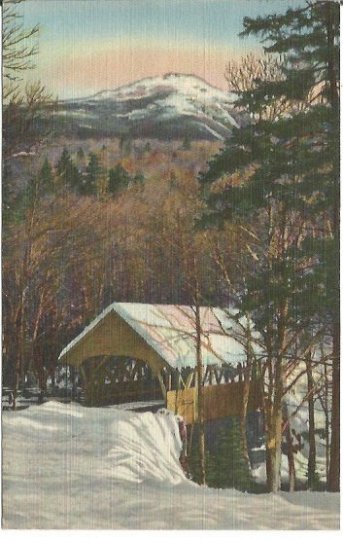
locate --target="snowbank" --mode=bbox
[2,402,339,529]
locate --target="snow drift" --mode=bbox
[2,402,339,529]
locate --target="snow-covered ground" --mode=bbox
[2,402,339,529]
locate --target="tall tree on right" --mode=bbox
[200,1,339,491]
[241,0,339,494]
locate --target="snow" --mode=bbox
[108,399,164,411]
[12,151,36,157]
[251,361,331,487]
[2,402,339,529]
[53,110,97,119]
[251,449,325,487]
[91,73,234,106]
[201,124,225,141]
[68,73,238,139]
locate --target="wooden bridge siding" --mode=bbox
[167,380,263,424]
[82,357,163,406]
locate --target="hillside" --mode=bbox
[50,73,239,140]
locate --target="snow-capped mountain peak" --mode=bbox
[58,73,239,140]
[92,73,234,104]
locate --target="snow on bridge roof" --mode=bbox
[59,302,260,370]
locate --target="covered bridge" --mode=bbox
[59,302,262,417]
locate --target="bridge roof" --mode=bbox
[59,302,261,371]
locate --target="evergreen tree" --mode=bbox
[21,158,54,218]
[188,443,214,486]
[182,133,191,150]
[82,152,101,195]
[240,0,339,495]
[108,164,131,195]
[76,147,85,163]
[119,134,132,156]
[56,148,81,192]
[200,1,339,492]
[2,162,16,226]
[144,141,151,154]
[38,157,54,193]
[131,171,145,186]
[213,422,252,490]
[188,420,251,490]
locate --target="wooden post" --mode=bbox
[157,370,167,401]
[203,366,210,385]
[209,366,213,385]
[214,367,221,385]
[79,364,88,402]
[238,363,243,382]
[186,369,195,388]
[174,369,181,414]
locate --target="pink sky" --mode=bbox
[36,40,248,98]
[20,0,274,99]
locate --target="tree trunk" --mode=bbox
[13,301,25,411]
[13,368,19,411]
[306,352,317,490]
[323,358,330,481]
[195,302,206,486]
[328,323,340,491]
[239,379,250,468]
[36,355,47,398]
[325,1,340,493]
[283,403,296,492]
[264,357,274,491]
[325,1,339,114]
[266,398,283,492]
[267,295,288,493]
[266,300,287,493]
[240,352,253,470]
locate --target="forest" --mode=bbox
[2,0,340,496]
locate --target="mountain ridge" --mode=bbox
[52,73,239,141]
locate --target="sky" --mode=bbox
[19,0,301,99]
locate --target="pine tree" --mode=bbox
[200,0,339,492]
[38,157,54,193]
[240,0,340,495]
[214,422,252,490]
[76,147,85,164]
[2,162,16,226]
[83,152,101,195]
[182,133,191,150]
[56,148,81,192]
[119,134,132,157]
[144,141,151,154]
[108,164,131,195]
[188,442,214,486]
[131,171,145,186]
[188,420,251,491]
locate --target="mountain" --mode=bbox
[51,73,239,140]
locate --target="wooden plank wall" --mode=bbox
[167,381,262,424]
